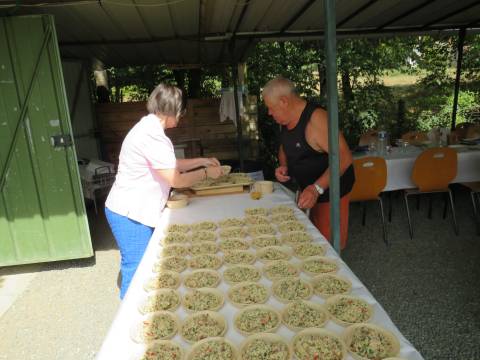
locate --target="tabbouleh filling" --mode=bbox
[219,227,246,239]
[184,271,220,288]
[189,254,222,269]
[293,333,344,360]
[349,326,394,359]
[163,232,189,245]
[191,221,217,231]
[224,266,261,283]
[144,273,179,291]
[224,250,256,264]
[218,218,245,227]
[270,205,294,215]
[190,339,236,360]
[328,297,371,323]
[229,283,268,305]
[258,247,290,261]
[181,313,225,342]
[190,242,218,255]
[184,290,223,311]
[235,307,280,333]
[303,258,338,274]
[278,221,306,233]
[252,235,280,248]
[166,224,190,233]
[140,290,180,313]
[219,238,249,251]
[273,278,311,301]
[139,342,182,360]
[191,230,216,242]
[242,339,290,360]
[249,224,276,236]
[155,256,188,272]
[264,260,298,280]
[161,244,189,257]
[245,215,270,225]
[312,275,350,296]
[139,314,176,341]
[270,213,297,224]
[281,232,312,244]
[282,301,327,328]
[293,243,325,258]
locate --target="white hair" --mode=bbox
[262,76,296,101]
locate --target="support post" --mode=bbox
[324,0,341,254]
[230,42,244,171]
[451,27,466,130]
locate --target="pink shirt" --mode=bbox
[105,114,176,227]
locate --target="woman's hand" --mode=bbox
[275,166,290,182]
[297,185,319,209]
[206,166,223,179]
[202,157,221,167]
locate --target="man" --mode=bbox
[263,76,355,249]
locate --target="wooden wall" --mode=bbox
[96,97,259,165]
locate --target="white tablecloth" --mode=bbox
[96,184,424,360]
[355,146,480,191]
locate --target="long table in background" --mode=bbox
[96,183,424,360]
[354,145,480,191]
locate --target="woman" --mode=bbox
[105,83,223,299]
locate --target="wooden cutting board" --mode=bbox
[192,184,247,196]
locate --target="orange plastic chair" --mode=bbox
[401,131,429,145]
[404,147,458,238]
[358,129,378,146]
[350,157,388,245]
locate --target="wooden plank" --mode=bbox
[193,185,245,196]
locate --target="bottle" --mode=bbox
[377,130,387,156]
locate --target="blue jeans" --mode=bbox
[105,207,154,299]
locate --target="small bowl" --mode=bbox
[221,165,232,175]
[254,180,274,194]
[167,194,189,209]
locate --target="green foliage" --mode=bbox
[413,35,456,88]
[98,34,480,178]
[463,34,480,83]
[417,91,480,130]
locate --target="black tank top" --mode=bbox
[280,102,355,203]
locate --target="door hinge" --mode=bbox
[51,134,73,148]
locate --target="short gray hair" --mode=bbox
[147,83,185,118]
[262,76,296,101]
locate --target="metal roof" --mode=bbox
[1,0,479,67]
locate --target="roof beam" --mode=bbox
[217,0,251,64]
[280,0,316,33]
[377,0,437,30]
[337,0,379,28]
[65,2,129,65]
[198,0,204,64]
[59,21,480,48]
[422,1,480,28]
[132,0,166,63]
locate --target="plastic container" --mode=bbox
[377,130,388,156]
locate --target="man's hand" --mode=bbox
[206,166,223,179]
[297,184,319,209]
[203,157,221,167]
[275,166,291,182]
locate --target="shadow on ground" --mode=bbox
[343,187,480,360]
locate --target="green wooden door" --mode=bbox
[0,15,93,266]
